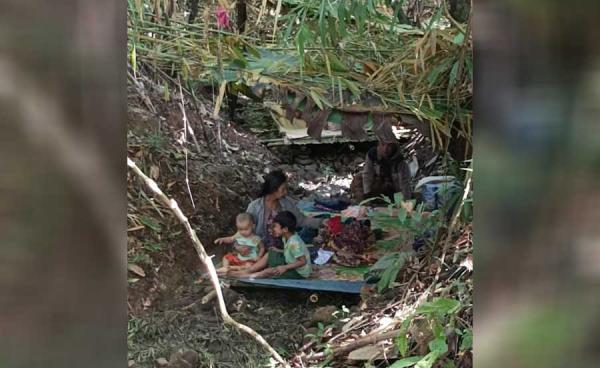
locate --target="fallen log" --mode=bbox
[306,328,402,362]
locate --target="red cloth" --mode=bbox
[224,253,253,266]
[326,216,343,235]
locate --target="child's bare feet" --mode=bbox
[227,269,250,278]
[216,267,229,275]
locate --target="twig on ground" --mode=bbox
[127,157,290,368]
[177,77,196,210]
[306,328,402,362]
[139,189,165,218]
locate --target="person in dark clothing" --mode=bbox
[352,139,412,202]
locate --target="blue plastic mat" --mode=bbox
[227,278,364,294]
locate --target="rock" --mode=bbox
[310,305,338,325]
[155,357,169,367]
[304,163,317,171]
[128,360,136,368]
[410,319,434,356]
[305,327,319,336]
[348,344,397,361]
[295,156,312,165]
[279,164,293,172]
[306,170,320,180]
[359,283,376,301]
[203,285,214,294]
[182,351,199,366]
[168,350,200,368]
[223,288,244,312]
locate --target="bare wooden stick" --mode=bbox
[306,329,402,362]
[177,77,196,210]
[201,289,218,304]
[127,157,289,368]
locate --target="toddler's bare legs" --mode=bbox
[215,258,230,275]
[228,253,269,277]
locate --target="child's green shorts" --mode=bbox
[267,250,304,279]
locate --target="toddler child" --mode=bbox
[214,213,264,273]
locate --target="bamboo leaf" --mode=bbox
[328,53,348,72]
[327,13,339,45]
[415,351,441,368]
[396,333,408,357]
[272,0,283,42]
[309,88,324,110]
[338,4,348,37]
[131,44,137,72]
[342,78,361,98]
[452,33,465,45]
[296,24,312,75]
[390,356,423,368]
[449,60,460,87]
[318,0,327,46]
[465,57,473,81]
[134,0,144,21]
[163,81,170,101]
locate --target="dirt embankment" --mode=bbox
[127,95,279,315]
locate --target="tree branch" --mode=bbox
[306,329,402,362]
[127,157,289,368]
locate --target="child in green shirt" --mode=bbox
[228,211,312,279]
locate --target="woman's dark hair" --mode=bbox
[273,211,297,232]
[258,169,287,197]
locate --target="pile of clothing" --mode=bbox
[313,216,376,267]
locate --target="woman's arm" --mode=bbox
[246,199,265,238]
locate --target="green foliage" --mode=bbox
[143,242,163,253]
[389,355,423,368]
[459,329,472,350]
[140,215,162,232]
[395,318,412,357]
[129,252,152,265]
[368,193,442,242]
[365,251,412,291]
[417,298,461,317]
[145,131,167,153]
[390,297,467,368]
[365,193,446,292]
[304,322,327,345]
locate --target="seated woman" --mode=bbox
[228,211,312,279]
[246,169,322,252]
